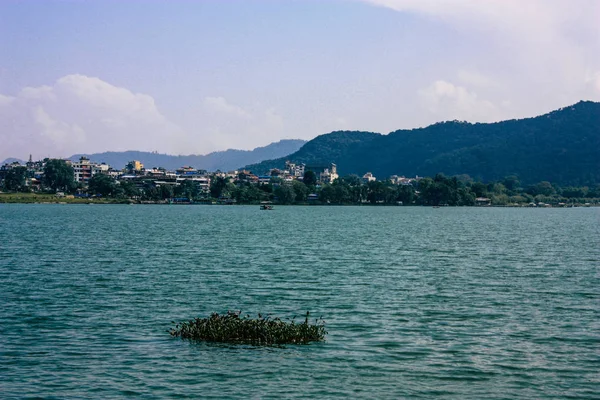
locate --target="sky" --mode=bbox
[1,0,599,161]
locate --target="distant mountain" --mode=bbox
[68,139,306,172]
[0,158,24,165]
[245,101,600,185]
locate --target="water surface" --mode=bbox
[1,205,598,398]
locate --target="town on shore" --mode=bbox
[1,156,598,207]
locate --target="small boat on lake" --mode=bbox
[260,201,273,210]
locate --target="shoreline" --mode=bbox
[1,193,598,208]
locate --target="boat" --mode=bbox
[260,204,273,210]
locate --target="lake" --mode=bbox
[1,204,598,398]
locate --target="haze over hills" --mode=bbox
[245,101,600,186]
[1,140,306,172]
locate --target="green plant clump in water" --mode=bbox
[169,311,326,345]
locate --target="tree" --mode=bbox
[318,184,336,204]
[333,182,352,204]
[367,181,386,204]
[43,159,76,193]
[3,166,28,192]
[274,184,295,204]
[527,181,555,196]
[210,176,228,199]
[233,183,263,203]
[341,174,362,187]
[303,170,317,187]
[141,183,160,201]
[159,184,174,200]
[117,180,141,199]
[88,174,116,197]
[470,182,488,198]
[502,175,521,191]
[174,180,201,200]
[292,180,308,203]
[396,184,415,205]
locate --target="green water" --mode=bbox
[1,204,598,398]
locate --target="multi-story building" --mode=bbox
[306,163,338,184]
[72,157,94,183]
[285,161,305,178]
[72,157,113,183]
[127,160,144,173]
[175,167,211,191]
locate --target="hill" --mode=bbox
[245,101,600,185]
[0,158,25,165]
[68,139,306,171]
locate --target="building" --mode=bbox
[175,167,211,191]
[258,175,271,184]
[176,166,196,175]
[306,163,338,184]
[71,157,113,183]
[176,174,210,191]
[72,157,93,183]
[127,160,144,173]
[475,197,491,206]
[285,161,305,177]
[390,175,417,185]
[362,172,376,183]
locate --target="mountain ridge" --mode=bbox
[244,101,600,185]
[1,139,307,172]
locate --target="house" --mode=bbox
[362,172,376,183]
[258,176,272,184]
[285,161,305,177]
[126,160,144,173]
[475,197,491,206]
[306,163,338,184]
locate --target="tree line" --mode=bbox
[2,159,599,206]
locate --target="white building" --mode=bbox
[362,172,376,183]
[285,161,305,177]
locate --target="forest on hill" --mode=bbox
[245,101,600,185]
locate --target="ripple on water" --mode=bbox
[0,205,599,398]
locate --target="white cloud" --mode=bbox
[203,96,252,119]
[361,0,600,107]
[418,80,503,122]
[196,97,286,151]
[360,0,599,40]
[585,70,600,93]
[0,74,189,161]
[0,76,291,161]
[0,93,14,107]
[457,70,497,89]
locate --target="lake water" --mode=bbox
[1,204,598,399]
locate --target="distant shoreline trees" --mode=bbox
[1,160,599,206]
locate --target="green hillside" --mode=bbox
[245,101,600,185]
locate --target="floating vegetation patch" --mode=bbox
[169,311,327,345]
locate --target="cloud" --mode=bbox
[0,94,14,107]
[0,75,290,161]
[203,96,252,118]
[360,0,599,39]
[0,74,188,161]
[457,70,498,89]
[418,80,503,122]
[585,70,600,93]
[360,0,600,105]
[196,97,286,151]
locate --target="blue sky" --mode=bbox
[1,0,599,160]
